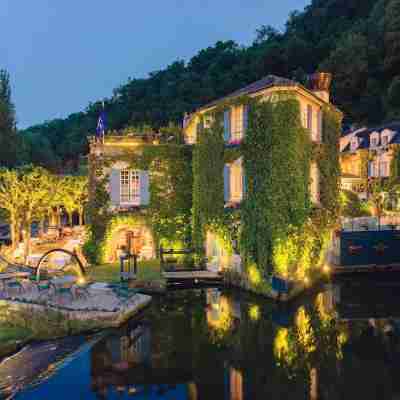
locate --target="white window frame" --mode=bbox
[230,105,244,141]
[120,169,140,205]
[381,135,389,147]
[370,134,379,148]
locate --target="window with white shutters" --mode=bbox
[120,170,140,204]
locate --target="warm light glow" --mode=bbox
[248,263,261,285]
[207,295,233,336]
[296,307,315,353]
[323,264,330,274]
[274,328,293,364]
[248,304,260,321]
[304,276,310,286]
[77,277,86,285]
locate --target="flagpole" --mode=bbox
[102,101,105,144]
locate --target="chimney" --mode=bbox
[309,72,332,103]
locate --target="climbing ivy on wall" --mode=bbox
[192,116,225,250]
[317,106,342,219]
[84,154,112,264]
[84,144,192,263]
[390,145,400,184]
[191,95,341,287]
[241,97,312,277]
[144,145,192,248]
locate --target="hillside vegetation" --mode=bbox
[10,0,400,169]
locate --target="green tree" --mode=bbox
[18,166,61,259]
[0,70,18,167]
[0,169,23,250]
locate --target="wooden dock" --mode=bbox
[162,270,222,286]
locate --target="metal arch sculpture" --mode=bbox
[35,248,86,281]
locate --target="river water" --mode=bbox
[2,277,400,399]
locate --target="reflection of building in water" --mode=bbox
[206,289,241,330]
[229,367,243,400]
[90,320,200,399]
[107,323,151,368]
[90,321,152,397]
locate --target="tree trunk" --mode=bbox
[79,212,83,226]
[57,208,62,228]
[39,219,45,238]
[10,214,20,251]
[50,209,58,227]
[68,212,72,227]
[23,220,32,263]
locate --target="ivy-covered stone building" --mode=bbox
[87,134,192,264]
[87,73,342,296]
[184,73,342,293]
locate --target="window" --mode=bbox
[350,138,358,152]
[369,162,378,177]
[230,162,243,203]
[379,162,389,177]
[231,105,244,141]
[120,170,140,204]
[310,163,320,204]
[204,115,213,129]
[371,135,379,147]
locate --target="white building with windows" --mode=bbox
[340,122,400,197]
[89,135,155,262]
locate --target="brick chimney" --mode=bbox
[309,72,332,103]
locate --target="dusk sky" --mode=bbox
[1,0,309,128]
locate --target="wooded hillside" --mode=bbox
[17,0,400,169]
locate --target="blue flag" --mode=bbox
[96,111,107,138]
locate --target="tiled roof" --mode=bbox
[199,75,320,111]
[341,121,400,153]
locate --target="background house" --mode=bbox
[340,122,400,198]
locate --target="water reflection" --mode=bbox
[7,280,400,399]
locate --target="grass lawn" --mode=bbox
[88,259,162,283]
[0,326,31,342]
[0,326,32,358]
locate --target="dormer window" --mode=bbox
[350,138,359,152]
[370,135,379,148]
[381,134,390,146]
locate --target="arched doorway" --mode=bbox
[101,216,155,263]
[110,226,154,262]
